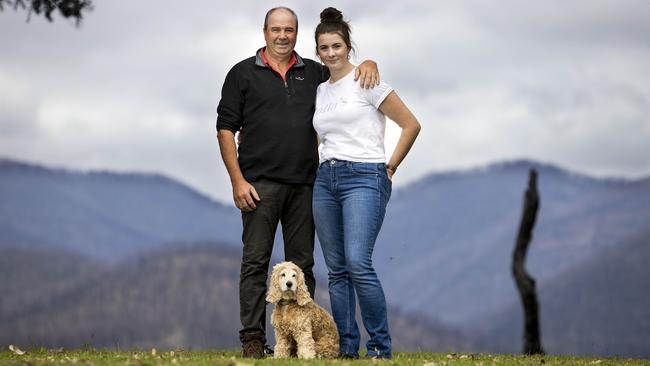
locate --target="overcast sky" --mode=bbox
[1,1,649,204]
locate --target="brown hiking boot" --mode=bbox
[240,330,265,359]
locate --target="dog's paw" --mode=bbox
[298,350,316,359]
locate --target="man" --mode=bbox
[216,7,378,358]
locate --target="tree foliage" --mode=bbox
[0,0,93,26]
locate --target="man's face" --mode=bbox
[263,9,297,59]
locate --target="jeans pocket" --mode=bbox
[349,162,379,176]
[382,173,392,200]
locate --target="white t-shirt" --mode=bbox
[313,69,394,164]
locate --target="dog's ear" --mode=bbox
[266,263,282,304]
[295,264,312,306]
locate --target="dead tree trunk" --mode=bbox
[512,169,544,355]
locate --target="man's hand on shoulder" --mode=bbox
[233,179,261,212]
[355,60,380,89]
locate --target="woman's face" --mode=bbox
[317,32,350,71]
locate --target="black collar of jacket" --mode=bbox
[255,47,305,68]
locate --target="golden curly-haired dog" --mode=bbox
[266,261,339,359]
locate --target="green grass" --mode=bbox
[1,348,648,366]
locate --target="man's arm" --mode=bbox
[216,65,260,211]
[217,129,260,212]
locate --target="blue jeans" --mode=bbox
[313,159,392,358]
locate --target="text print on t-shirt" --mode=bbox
[315,97,348,115]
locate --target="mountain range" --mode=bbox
[1,157,648,357]
[0,159,240,260]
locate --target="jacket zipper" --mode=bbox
[265,64,291,95]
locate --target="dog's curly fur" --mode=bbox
[266,261,339,359]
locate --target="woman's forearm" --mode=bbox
[387,123,421,174]
[378,91,421,176]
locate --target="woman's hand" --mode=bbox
[386,165,396,180]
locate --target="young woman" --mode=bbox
[312,7,421,359]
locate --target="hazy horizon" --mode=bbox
[1,0,649,203]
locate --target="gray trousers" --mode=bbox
[239,179,316,339]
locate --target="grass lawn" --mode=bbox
[1,348,648,366]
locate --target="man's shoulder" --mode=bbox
[300,56,318,65]
[298,57,328,82]
[230,55,258,72]
[300,57,323,69]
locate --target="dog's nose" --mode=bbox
[286,282,293,288]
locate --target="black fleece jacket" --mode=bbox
[216,49,329,185]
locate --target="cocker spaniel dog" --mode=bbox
[266,261,339,359]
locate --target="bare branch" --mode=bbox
[0,0,93,26]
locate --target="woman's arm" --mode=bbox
[378,91,421,179]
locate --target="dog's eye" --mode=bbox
[292,274,296,277]
[281,273,285,277]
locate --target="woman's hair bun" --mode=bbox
[320,7,343,22]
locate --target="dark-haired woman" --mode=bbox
[312,7,421,359]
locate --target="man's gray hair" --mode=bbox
[263,7,298,30]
